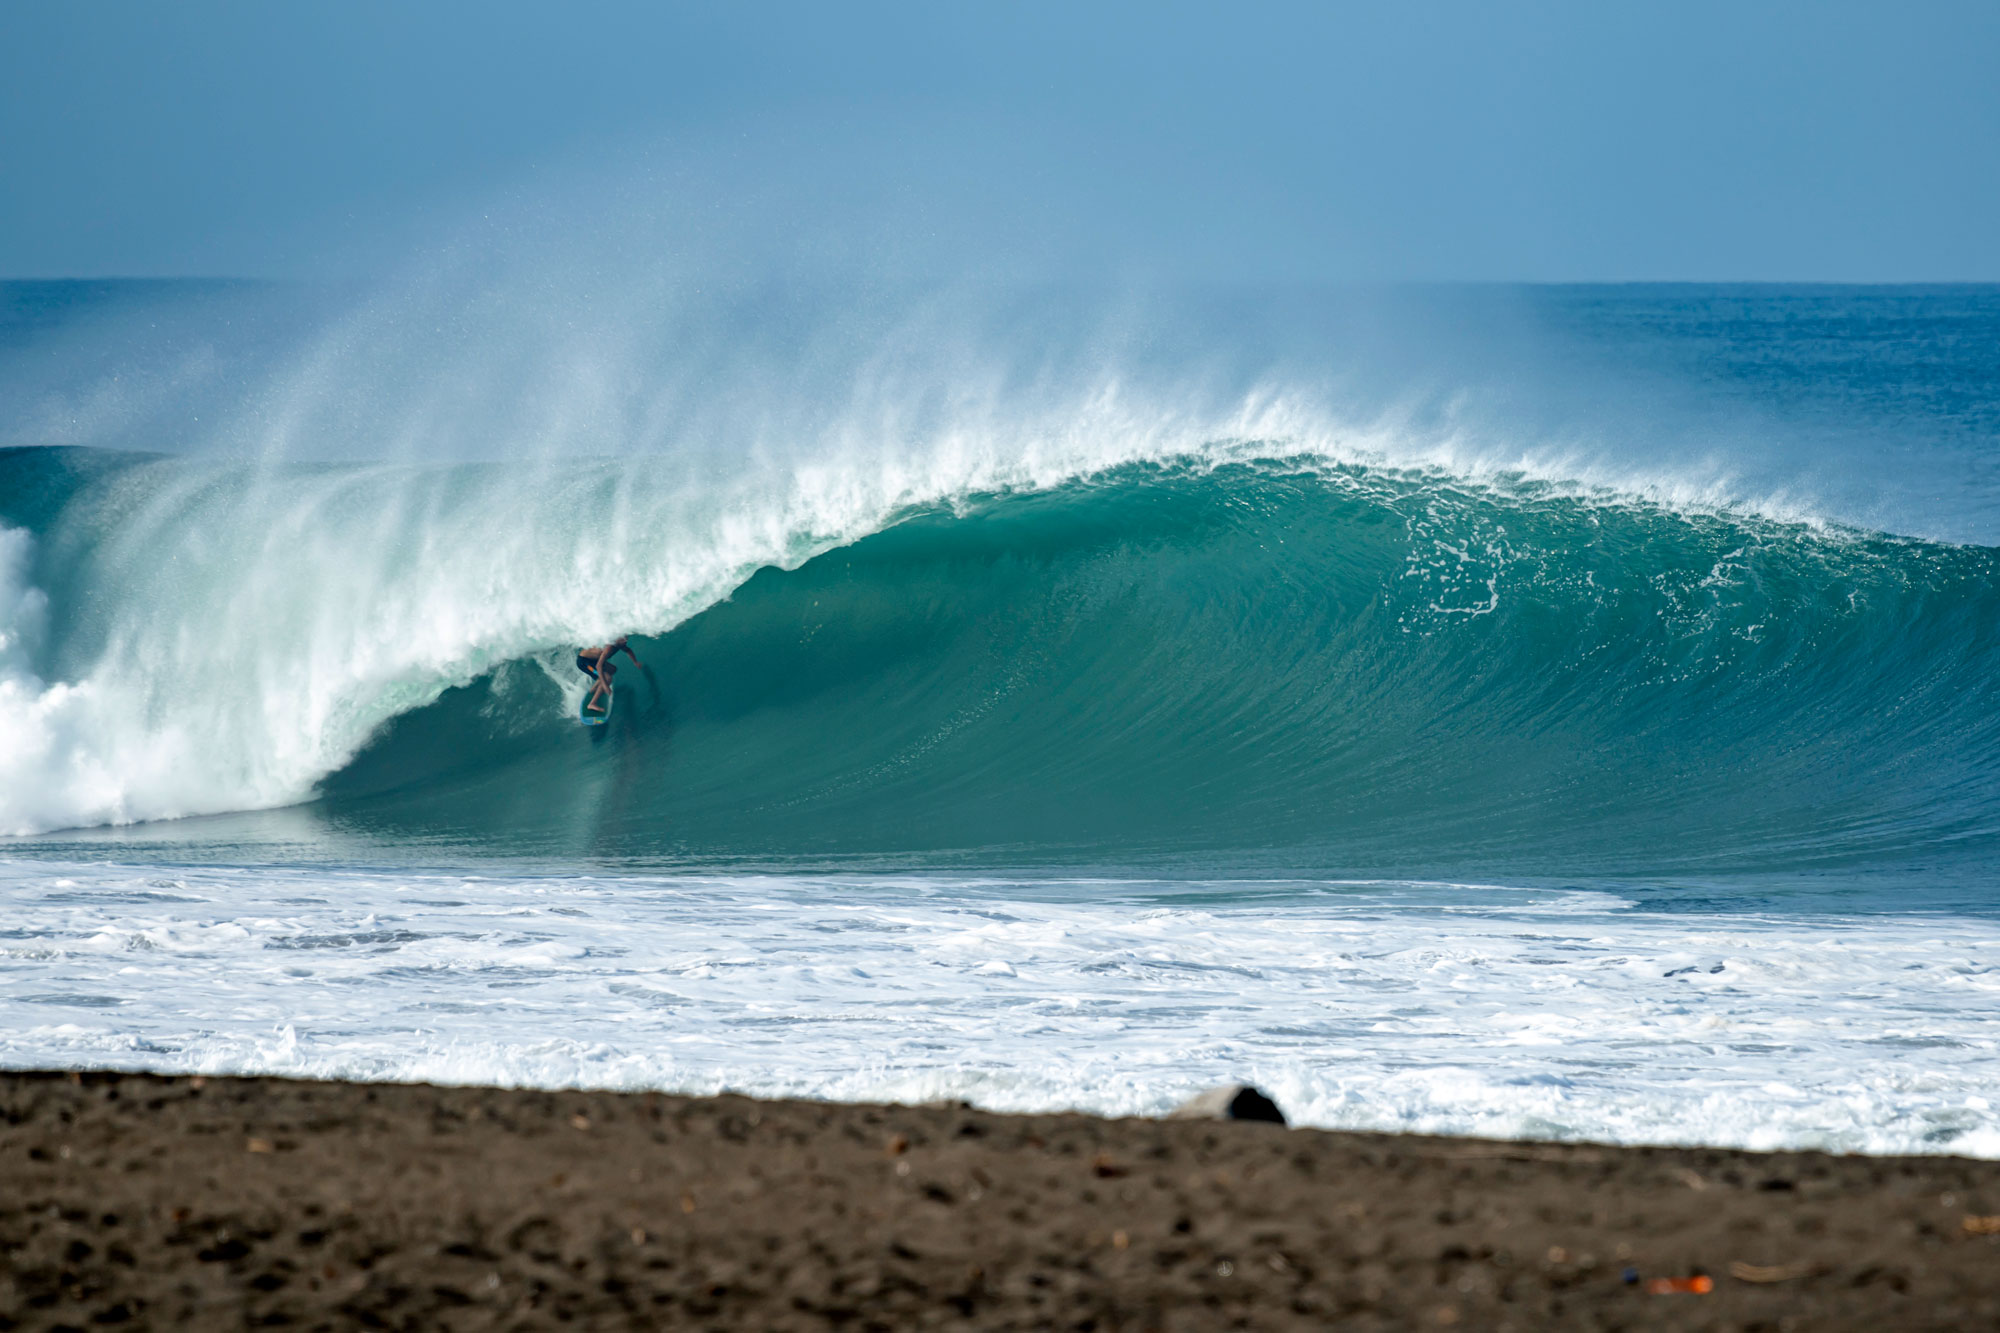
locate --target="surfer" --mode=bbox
[576,636,641,714]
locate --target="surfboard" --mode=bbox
[579,684,613,726]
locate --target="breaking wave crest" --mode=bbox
[6,443,1998,880]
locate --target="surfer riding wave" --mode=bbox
[576,636,641,714]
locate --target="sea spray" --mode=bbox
[0,399,1306,837]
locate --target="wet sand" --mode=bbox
[2,1072,1997,1330]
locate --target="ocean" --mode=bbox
[2,277,1997,1156]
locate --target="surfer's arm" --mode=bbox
[620,642,642,667]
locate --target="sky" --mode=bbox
[2,0,1997,282]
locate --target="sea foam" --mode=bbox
[2,857,1994,1158]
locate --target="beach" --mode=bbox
[4,1072,1997,1331]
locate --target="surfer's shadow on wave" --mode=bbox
[591,663,673,746]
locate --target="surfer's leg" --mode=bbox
[586,664,615,711]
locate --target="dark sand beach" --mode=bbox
[2,1073,1997,1330]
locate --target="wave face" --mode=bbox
[326,464,2000,880]
[10,443,1998,885]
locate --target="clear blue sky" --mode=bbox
[3,1,1996,281]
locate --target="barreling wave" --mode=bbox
[4,442,1998,880]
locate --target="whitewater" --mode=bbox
[2,276,1998,1156]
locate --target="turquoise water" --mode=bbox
[15,451,1986,896]
[2,280,1997,1150]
